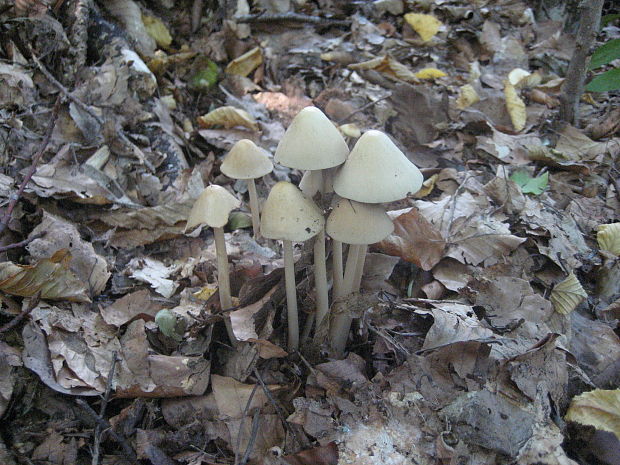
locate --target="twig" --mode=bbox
[76,399,137,463]
[239,409,261,465]
[0,99,60,237]
[0,232,45,253]
[0,293,41,335]
[336,94,391,125]
[29,48,104,125]
[235,12,350,27]
[91,352,119,465]
[234,383,259,465]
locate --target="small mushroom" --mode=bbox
[186,185,241,345]
[326,198,394,355]
[275,106,349,329]
[260,181,324,350]
[220,139,274,238]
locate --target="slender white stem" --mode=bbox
[300,312,315,345]
[332,240,343,299]
[247,178,261,239]
[352,244,368,292]
[283,239,299,350]
[213,226,237,346]
[342,244,360,295]
[314,229,329,327]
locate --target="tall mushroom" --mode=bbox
[330,130,423,354]
[186,185,241,345]
[326,198,394,355]
[220,139,274,238]
[260,181,324,350]
[275,106,349,329]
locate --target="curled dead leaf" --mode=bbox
[225,47,263,77]
[349,55,419,83]
[565,389,620,438]
[504,80,526,132]
[197,106,259,131]
[455,84,480,110]
[550,273,587,315]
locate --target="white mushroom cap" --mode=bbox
[220,139,274,180]
[275,107,349,170]
[326,198,394,244]
[186,185,241,230]
[260,181,325,242]
[333,130,423,203]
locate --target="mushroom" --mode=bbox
[260,181,324,350]
[275,106,349,329]
[329,130,423,355]
[186,185,241,345]
[326,198,394,355]
[220,139,274,238]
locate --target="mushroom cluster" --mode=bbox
[186,107,423,357]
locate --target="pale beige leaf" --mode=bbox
[455,84,480,110]
[550,273,587,315]
[565,389,620,438]
[225,47,263,77]
[349,55,418,83]
[197,106,259,131]
[0,250,90,302]
[143,14,172,48]
[504,80,526,132]
[597,223,620,256]
[403,13,442,42]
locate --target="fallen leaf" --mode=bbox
[565,389,620,438]
[404,13,442,42]
[504,80,526,131]
[349,55,419,83]
[414,68,447,79]
[455,84,480,109]
[550,273,587,315]
[142,14,172,48]
[0,250,90,302]
[597,223,620,256]
[509,170,549,195]
[197,106,259,131]
[225,47,263,77]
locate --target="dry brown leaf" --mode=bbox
[376,208,446,271]
[565,389,620,438]
[349,55,419,83]
[225,47,263,77]
[197,106,259,131]
[597,223,620,256]
[550,273,587,315]
[0,250,90,302]
[504,80,526,132]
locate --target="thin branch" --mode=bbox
[239,409,261,465]
[76,399,137,463]
[0,293,41,335]
[0,232,45,253]
[91,352,120,465]
[0,98,60,237]
[235,12,350,27]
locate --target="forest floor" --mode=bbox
[0,0,619,464]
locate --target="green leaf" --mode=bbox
[589,39,620,70]
[509,170,549,195]
[585,68,620,92]
[155,309,182,341]
[188,59,219,92]
[601,14,620,28]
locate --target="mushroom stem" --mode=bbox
[246,178,261,238]
[213,226,238,346]
[313,170,330,329]
[342,244,360,295]
[282,239,299,350]
[332,240,344,298]
[300,312,315,345]
[352,244,368,292]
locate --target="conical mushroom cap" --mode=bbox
[333,130,423,203]
[275,107,349,170]
[326,198,394,244]
[220,139,274,180]
[186,185,241,230]
[260,181,324,241]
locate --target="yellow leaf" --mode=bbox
[414,68,447,79]
[566,389,620,438]
[225,47,263,77]
[338,123,361,138]
[142,15,172,48]
[0,249,90,302]
[597,223,620,256]
[193,285,218,300]
[197,106,259,131]
[413,174,438,198]
[349,55,418,83]
[550,273,587,315]
[504,80,526,132]
[456,84,480,109]
[404,13,442,42]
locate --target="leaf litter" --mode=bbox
[0,0,619,464]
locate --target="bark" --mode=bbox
[559,0,605,125]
